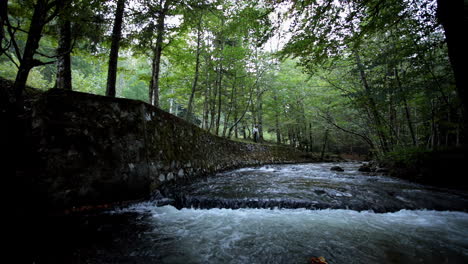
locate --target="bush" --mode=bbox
[379,146,467,189]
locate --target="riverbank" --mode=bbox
[376,147,467,190]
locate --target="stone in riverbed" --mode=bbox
[358,163,373,172]
[330,166,344,172]
[376,167,389,173]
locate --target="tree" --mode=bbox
[148,0,172,107]
[7,0,63,110]
[106,0,126,97]
[436,0,466,131]
[185,13,202,121]
[55,1,72,90]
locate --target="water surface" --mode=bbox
[37,162,468,264]
[168,162,468,212]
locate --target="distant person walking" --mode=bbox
[253,125,259,143]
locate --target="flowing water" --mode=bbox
[166,162,468,212]
[38,162,468,264]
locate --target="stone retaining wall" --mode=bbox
[30,89,313,210]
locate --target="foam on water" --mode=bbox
[111,203,468,264]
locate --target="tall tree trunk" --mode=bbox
[214,17,224,135]
[149,0,170,107]
[223,76,236,137]
[273,95,281,144]
[233,110,238,138]
[202,83,210,129]
[257,93,264,141]
[13,0,50,111]
[185,17,202,121]
[227,83,255,137]
[309,123,313,152]
[354,51,390,153]
[56,18,72,90]
[395,68,417,146]
[215,64,223,135]
[251,103,257,131]
[320,129,329,160]
[105,0,125,97]
[202,54,211,129]
[275,114,281,144]
[436,0,467,132]
[0,0,8,54]
[209,74,217,132]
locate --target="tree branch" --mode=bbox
[4,17,23,61]
[32,58,56,67]
[317,112,374,148]
[2,51,19,68]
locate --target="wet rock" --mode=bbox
[177,169,184,177]
[358,163,373,172]
[167,173,174,181]
[158,174,165,182]
[330,166,344,172]
[313,190,327,195]
[376,167,389,173]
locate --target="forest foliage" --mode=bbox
[1,0,463,157]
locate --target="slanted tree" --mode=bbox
[8,0,63,110]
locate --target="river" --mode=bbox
[36,162,468,263]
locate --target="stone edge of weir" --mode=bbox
[25,89,319,212]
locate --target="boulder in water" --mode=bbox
[358,163,373,172]
[376,167,389,173]
[330,166,344,172]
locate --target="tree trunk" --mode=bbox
[257,93,264,141]
[395,68,417,146]
[275,115,281,144]
[0,0,8,54]
[185,17,202,121]
[202,83,210,129]
[233,110,238,138]
[320,129,329,160]
[149,0,170,107]
[209,73,217,132]
[56,18,72,90]
[354,51,390,153]
[202,54,211,129]
[223,77,236,138]
[273,95,281,144]
[436,0,466,132]
[214,17,225,135]
[106,0,125,97]
[227,83,255,137]
[215,63,223,135]
[309,123,313,152]
[13,0,50,111]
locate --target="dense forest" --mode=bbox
[1,0,464,157]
